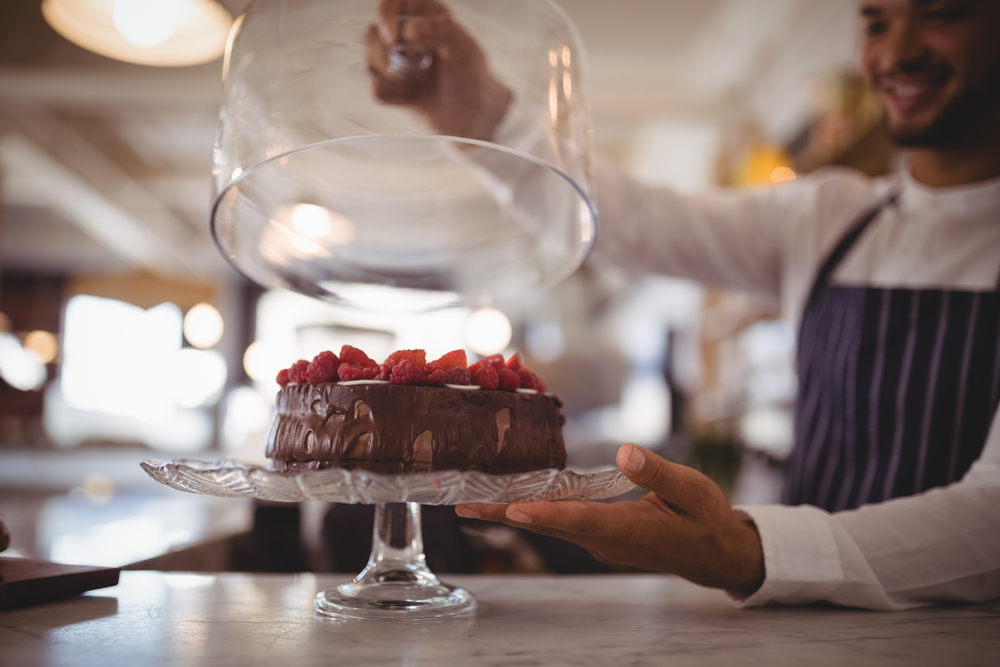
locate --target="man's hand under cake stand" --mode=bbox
[457,444,767,598]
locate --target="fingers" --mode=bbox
[377,0,449,44]
[366,23,428,103]
[616,444,717,517]
[455,502,600,542]
[509,500,649,540]
[399,16,449,48]
[376,0,468,63]
[456,503,620,552]
[399,15,478,65]
[365,24,389,71]
[455,502,508,523]
[376,0,400,43]
[459,499,647,541]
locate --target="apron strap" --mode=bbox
[801,191,901,313]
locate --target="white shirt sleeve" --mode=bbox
[733,406,1000,610]
[591,156,786,302]
[471,102,876,316]
[590,157,878,322]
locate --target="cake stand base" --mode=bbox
[314,502,477,620]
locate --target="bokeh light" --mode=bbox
[82,472,115,505]
[244,340,289,383]
[525,321,565,362]
[0,333,47,391]
[167,348,228,408]
[770,166,797,183]
[291,203,333,238]
[183,302,224,349]
[465,308,512,356]
[24,330,59,364]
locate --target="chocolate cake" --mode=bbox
[266,381,567,474]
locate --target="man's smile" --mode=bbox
[874,69,953,115]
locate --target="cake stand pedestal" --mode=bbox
[315,501,475,619]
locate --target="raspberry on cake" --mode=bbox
[268,347,566,474]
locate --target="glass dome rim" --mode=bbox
[210,133,599,313]
[212,132,595,203]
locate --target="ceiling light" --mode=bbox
[41,0,233,67]
[113,0,179,47]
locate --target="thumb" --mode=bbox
[401,15,484,64]
[401,17,451,46]
[616,443,712,515]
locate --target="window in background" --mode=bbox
[44,294,227,452]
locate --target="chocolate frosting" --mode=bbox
[267,382,567,474]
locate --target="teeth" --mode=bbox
[883,81,931,96]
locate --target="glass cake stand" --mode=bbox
[199,0,605,619]
[141,460,634,619]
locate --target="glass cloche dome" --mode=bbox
[211,0,596,311]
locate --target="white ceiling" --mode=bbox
[0,0,860,280]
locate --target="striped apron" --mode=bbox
[784,198,1000,511]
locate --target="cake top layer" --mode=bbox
[276,347,548,395]
[268,372,566,474]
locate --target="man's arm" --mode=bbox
[463,144,878,312]
[589,157,882,313]
[366,1,870,307]
[590,157,789,302]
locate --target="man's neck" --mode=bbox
[908,107,1000,188]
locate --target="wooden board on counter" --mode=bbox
[0,557,120,610]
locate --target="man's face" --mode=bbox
[860,0,1000,148]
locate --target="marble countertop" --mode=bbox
[1,571,998,667]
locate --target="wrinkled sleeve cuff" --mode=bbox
[728,504,844,608]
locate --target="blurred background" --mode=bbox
[0,0,896,575]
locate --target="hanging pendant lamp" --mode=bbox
[41,0,233,67]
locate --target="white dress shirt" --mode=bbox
[592,158,1000,609]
